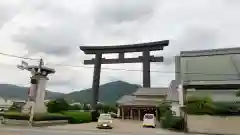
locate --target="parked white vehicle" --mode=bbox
[97,113,113,129]
[142,113,156,128]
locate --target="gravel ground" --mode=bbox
[188,115,240,135]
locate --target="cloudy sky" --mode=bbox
[0,0,239,93]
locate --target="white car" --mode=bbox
[97,113,113,129]
[142,113,156,128]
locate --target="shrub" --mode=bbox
[62,111,92,124]
[186,96,240,116]
[160,110,174,129]
[157,102,171,118]
[186,102,215,115]
[213,102,240,116]
[187,96,216,115]
[0,112,69,121]
[171,116,185,131]
[33,113,69,121]
[160,110,185,131]
[47,98,70,113]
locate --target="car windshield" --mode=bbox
[144,114,153,119]
[99,115,111,120]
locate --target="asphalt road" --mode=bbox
[1,128,124,135]
[0,127,189,135]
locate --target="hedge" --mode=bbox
[160,110,185,131]
[62,111,92,124]
[157,102,171,118]
[0,112,69,121]
[186,98,240,116]
[0,111,92,124]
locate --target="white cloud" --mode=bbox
[0,0,240,93]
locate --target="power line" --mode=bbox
[45,62,240,76]
[0,52,39,61]
[0,52,240,77]
[45,62,173,73]
[0,52,174,73]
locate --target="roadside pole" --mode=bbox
[178,84,188,133]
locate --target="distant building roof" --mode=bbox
[132,87,169,96]
[120,99,162,107]
[117,87,170,106]
[117,95,136,105]
[177,47,240,88]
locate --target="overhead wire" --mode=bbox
[0,52,39,61]
[0,51,240,77]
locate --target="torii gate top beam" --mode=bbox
[79,40,169,54]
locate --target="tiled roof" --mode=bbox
[117,82,181,106]
[132,87,169,96]
[117,95,164,106]
[117,95,136,105]
[120,99,162,107]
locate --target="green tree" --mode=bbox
[47,98,70,113]
[157,102,171,117]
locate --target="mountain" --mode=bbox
[63,81,140,104]
[0,84,64,100]
[0,81,140,104]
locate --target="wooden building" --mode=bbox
[117,82,179,120]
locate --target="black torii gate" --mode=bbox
[79,40,169,118]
